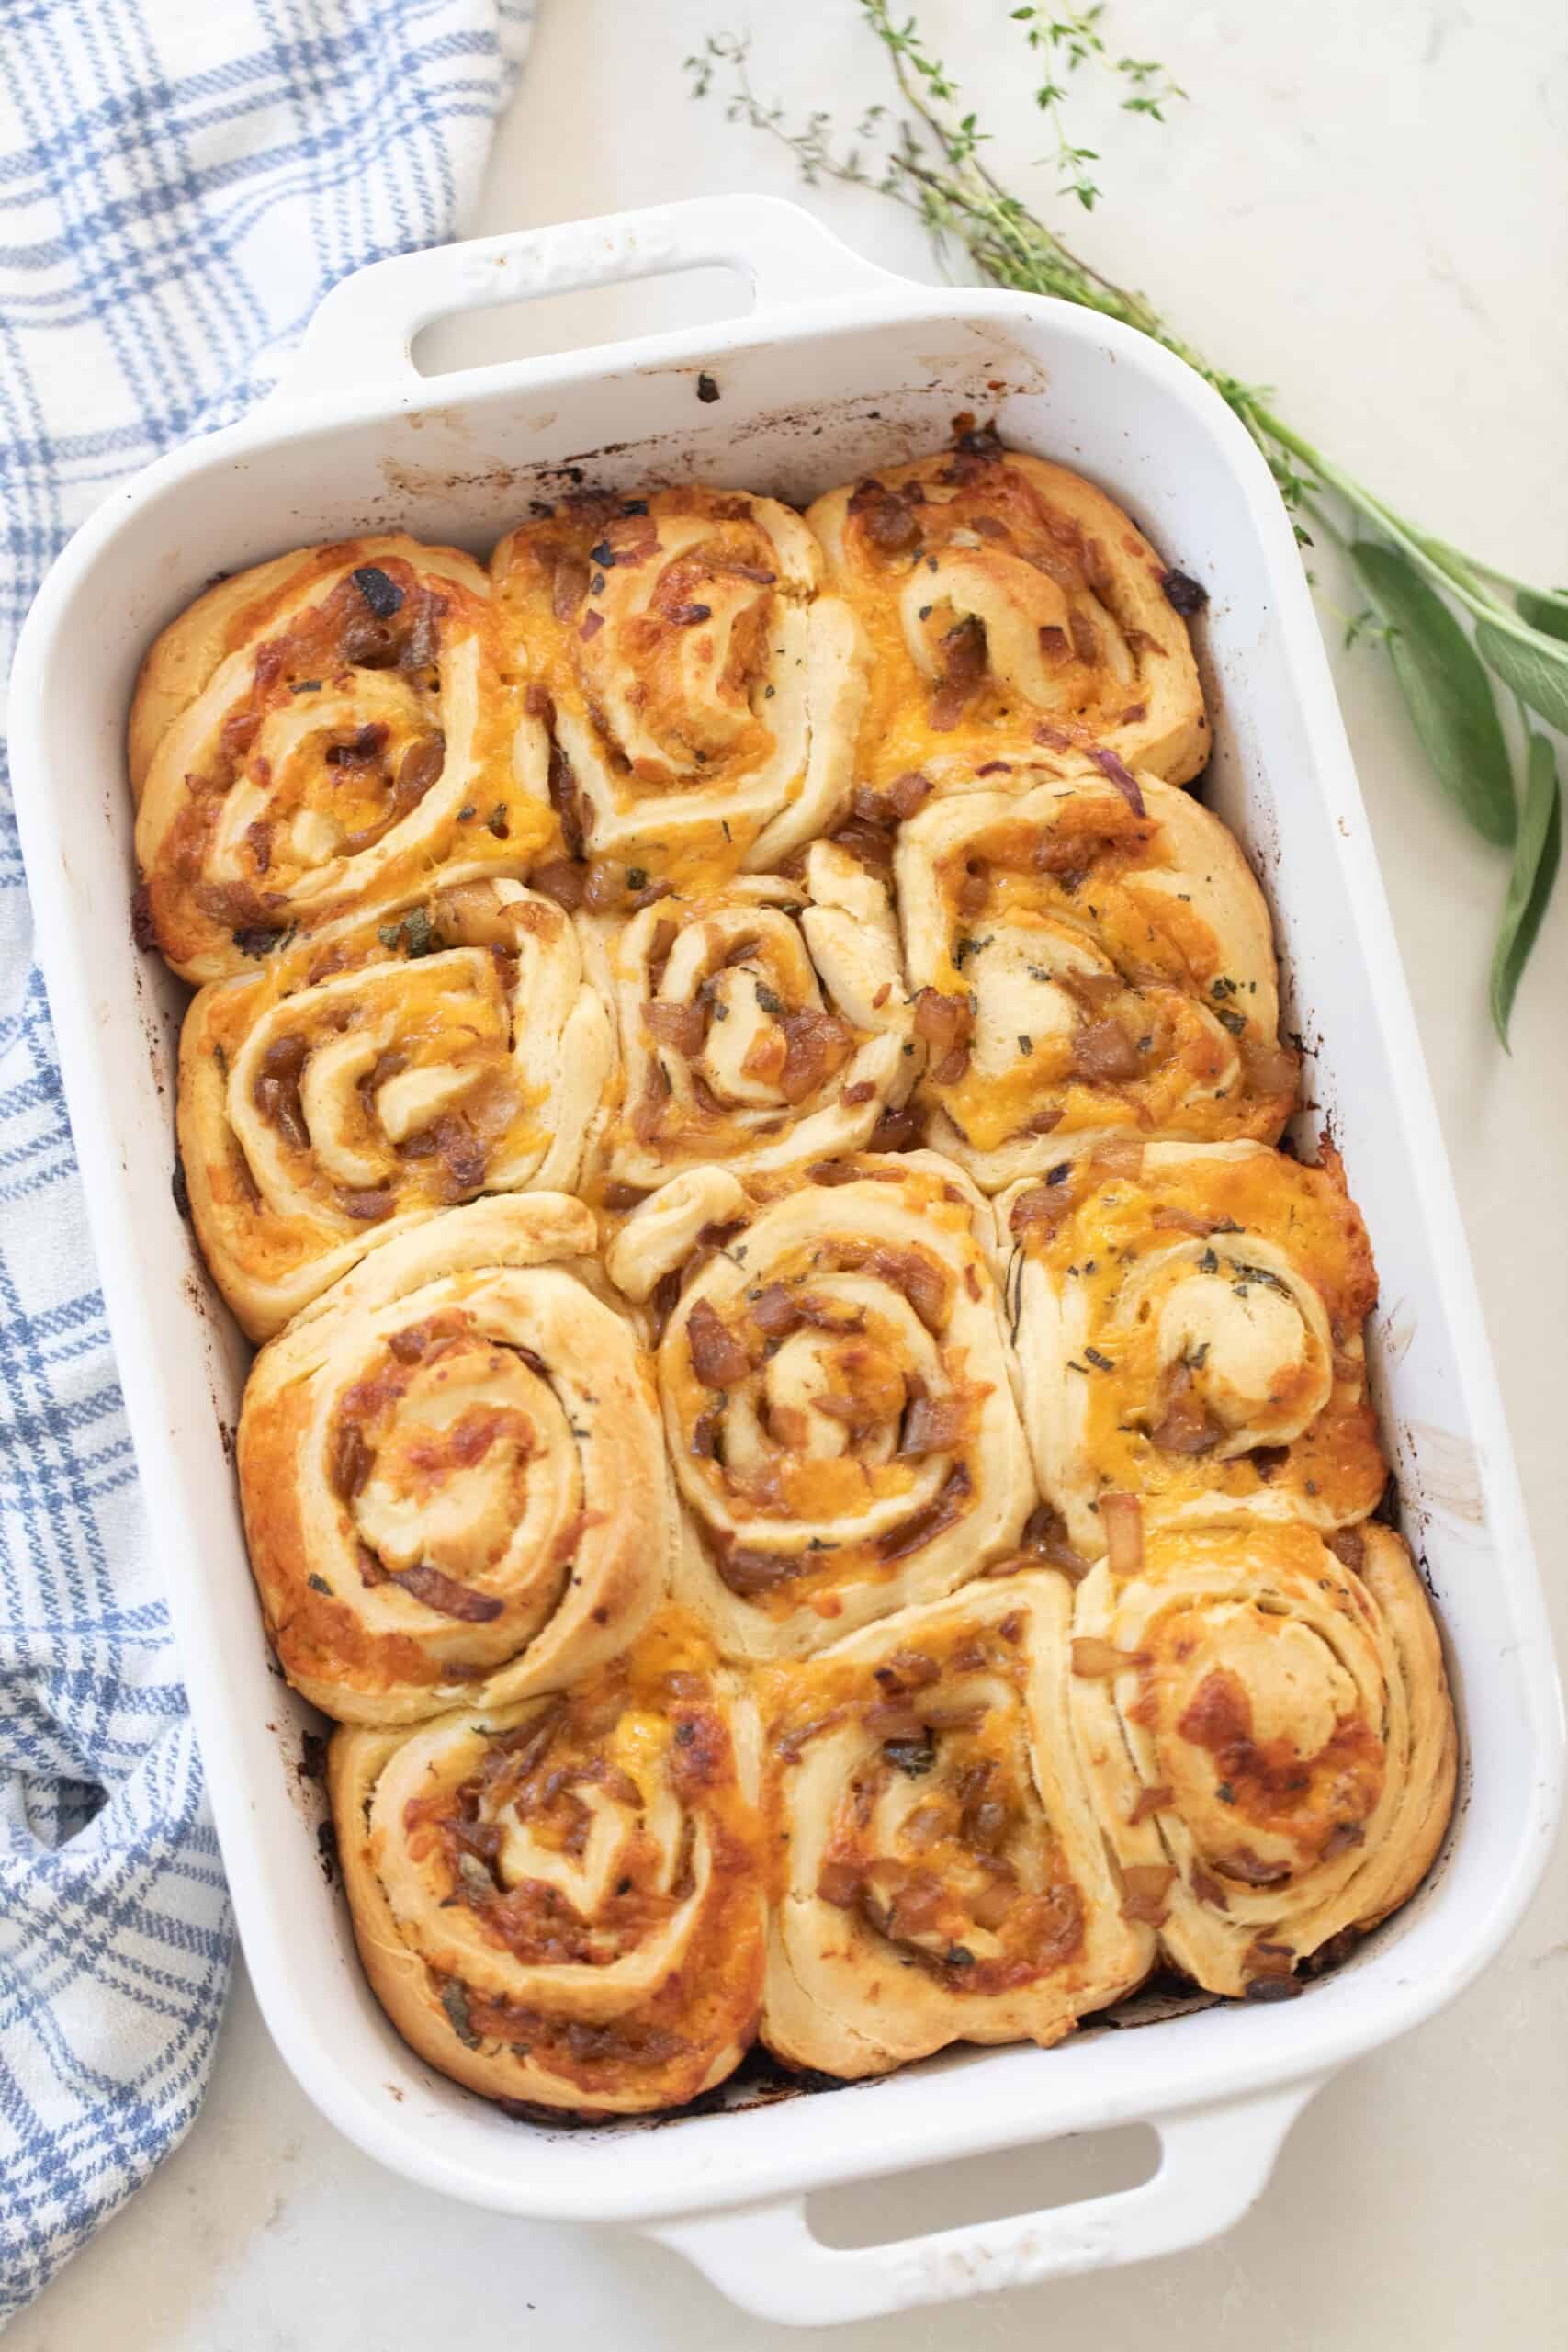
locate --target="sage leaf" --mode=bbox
[1490,732,1562,1049]
[1474,618,1568,740]
[1349,543,1516,847]
[1515,588,1568,645]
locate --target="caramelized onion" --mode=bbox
[685,1299,751,1389]
[1120,1862,1178,1925]
[1099,1490,1145,1578]
[987,1499,1090,1581]
[1070,1019,1142,1083]
[387,1562,504,1623]
[1070,1636,1146,1679]
[718,1546,794,1598]
[913,986,974,1084]
[897,1395,969,1458]
[644,999,707,1054]
[928,615,988,731]
[749,1283,803,1339]
[1151,1207,1216,1237]
[1148,1364,1225,1456]
[877,1463,971,1561]
[868,1102,925,1153]
[1086,744,1146,816]
[331,1422,374,1502]
[874,1649,942,1692]
[817,1858,863,1909]
[1009,1178,1076,1239]
[778,1009,853,1105]
[1057,968,1123,1018]
[1241,1039,1300,1098]
[1215,1849,1292,1888]
[528,857,586,911]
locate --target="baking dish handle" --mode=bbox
[276,194,903,402]
[648,2075,1325,2326]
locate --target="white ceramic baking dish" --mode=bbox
[9,196,1562,2329]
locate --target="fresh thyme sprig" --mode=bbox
[687,3,1564,1042]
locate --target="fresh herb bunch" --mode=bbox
[687,2,1564,1042]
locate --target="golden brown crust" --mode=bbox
[806,438,1207,791]
[1067,1519,1456,1996]
[605,1152,1035,1661]
[491,486,869,890]
[129,550,310,803]
[758,1575,1153,2076]
[237,1196,672,1721]
[592,843,919,1193]
[330,1610,767,2113]
[1000,1139,1386,1553]
[178,876,613,1339]
[132,536,555,982]
[894,764,1296,1188]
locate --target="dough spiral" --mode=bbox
[179,876,613,1339]
[806,434,1207,791]
[330,1610,766,2115]
[605,1155,1034,1659]
[894,763,1298,1187]
[491,486,869,887]
[1002,1140,1387,1556]
[599,842,918,1194]
[132,537,550,982]
[760,1576,1152,2076]
[1069,1516,1456,1996]
[238,1196,671,1722]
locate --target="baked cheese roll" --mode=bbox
[330,1610,766,2116]
[238,1195,671,1723]
[1002,1140,1386,1557]
[895,763,1297,1188]
[132,537,550,982]
[179,876,613,1340]
[806,431,1206,791]
[491,486,869,887]
[599,842,919,1195]
[605,1156,1034,1660]
[1069,1515,1456,1998]
[760,1577,1152,2077]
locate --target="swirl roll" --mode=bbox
[179,876,613,1339]
[1002,1141,1386,1557]
[894,763,1297,1188]
[1069,1517,1456,1996]
[330,1610,766,2115]
[238,1196,671,1722]
[132,537,551,982]
[605,1155,1034,1659]
[600,841,919,1193]
[491,486,869,884]
[806,434,1207,791]
[760,1577,1152,2076]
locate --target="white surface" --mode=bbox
[16,0,1568,2344]
[28,188,1547,2318]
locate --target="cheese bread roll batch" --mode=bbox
[128,427,1454,2118]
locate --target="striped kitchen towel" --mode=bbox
[0,0,532,2322]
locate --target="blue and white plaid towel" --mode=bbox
[0,1,531,2321]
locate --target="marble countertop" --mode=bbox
[16,2,1567,2345]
